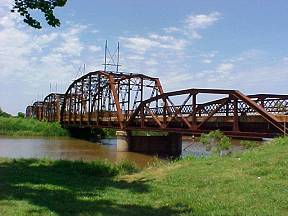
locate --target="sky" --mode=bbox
[0,0,288,115]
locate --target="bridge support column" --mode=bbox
[116,130,131,152]
[129,132,182,157]
[116,131,182,157]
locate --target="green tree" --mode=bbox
[17,112,25,118]
[0,107,11,118]
[11,0,68,29]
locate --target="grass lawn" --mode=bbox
[0,137,287,215]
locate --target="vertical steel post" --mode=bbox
[80,80,84,126]
[140,77,144,128]
[233,96,239,131]
[74,85,77,123]
[226,98,230,116]
[163,98,167,127]
[140,77,143,103]
[88,75,92,126]
[192,93,197,129]
[68,91,72,124]
[108,84,112,125]
[127,77,131,120]
[108,74,124,128]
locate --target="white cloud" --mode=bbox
[118,12,222,89]
[185,12,221,39]
[200,50,218,64]
[120,36,155,53]
[163,12,221,40]
[202,59,212,64]
[91,29,99,34]
[228,49,266,63]
[186,12,221,29]
[119,11,221,77]
[217,63,234,74]
[51,25,88,56]
[281,57,288,64]
[0,0,12,7]
[0,11,101,114]
[121,12,221,55]
[120,34,187,54]
[88,45,101,53]
[163,26,180,33]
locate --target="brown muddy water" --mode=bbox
[0,136,266,167]
[0,136,160,168]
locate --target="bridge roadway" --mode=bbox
[26,71,288,139]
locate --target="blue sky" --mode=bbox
[0,0,288,114]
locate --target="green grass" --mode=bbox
[0,117,69,137]
[0,137,288,215]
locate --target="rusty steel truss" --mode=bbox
[43,93,65,122]
[31,101,44,120]
[127,89,288,138]
[25,71,288,138]
[61,71,164,128]
[25,105,33,118]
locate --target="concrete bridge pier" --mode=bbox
[116,131,182,158]
[116,130,131,152]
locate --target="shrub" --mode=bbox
[102,128,116,138]
[217,136,232,152]
[240,140,258,149]
[17,112,25,118]
[200,130,231,155]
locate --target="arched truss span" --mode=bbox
[61,71,164,128]
[25,105,33,118]
[32,101,44,121]
[43,93,65,122]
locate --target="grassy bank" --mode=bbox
[0,117,68,137]
[0,136,287,215]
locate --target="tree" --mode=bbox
[17,112,25,118]
[0,107,11,118]
[11,0,68,29]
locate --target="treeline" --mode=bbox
[0,107,11,118]
[0,107,25,118]
[0,107,68,137]
[0,117,69,137]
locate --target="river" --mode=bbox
[0,136,259,167]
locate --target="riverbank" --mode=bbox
[0,136,287,215]
[0,117,68,137]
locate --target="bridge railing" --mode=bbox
[145,94,288,117]
[127,89,287,137]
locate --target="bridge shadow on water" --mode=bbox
[0,159,191,216]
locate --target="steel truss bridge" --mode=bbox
[26,71,288,138]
